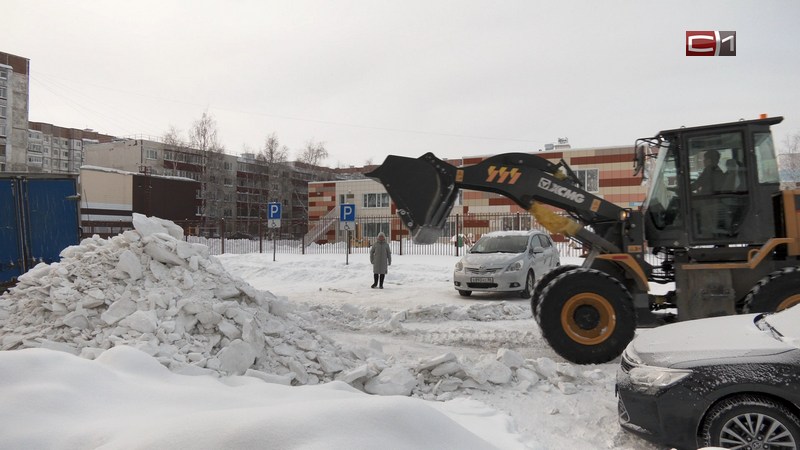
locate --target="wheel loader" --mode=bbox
[366,115,800,364]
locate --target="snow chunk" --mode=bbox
[215,339,257,375]
[365,366,418,396]
[117,250,143,280]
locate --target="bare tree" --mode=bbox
[162,125,185,147]
[189,111,224,153]
[298,139,329,166]
[190,111,228,222]
[258,133,289,165]
[257,133,292,225]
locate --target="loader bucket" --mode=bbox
[366,154,458,244]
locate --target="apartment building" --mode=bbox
[84,138,347,237]
[28,122,114,173]
[0,52,29,172]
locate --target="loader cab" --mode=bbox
[643,116,782,249]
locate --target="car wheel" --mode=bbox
[532,264,579,322]
[536,268,635,364]
[458,290,472,297]
[701,395,800,449]
[743,266,800,313]
[519,270,536,298]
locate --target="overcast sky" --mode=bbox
[6,0,800,167]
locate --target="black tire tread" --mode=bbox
[532,264,579,323]
[536,268,635,364]
[700,394,800,448]
[742,266,800,313]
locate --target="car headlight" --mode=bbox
[505,261,523,272]
[629,366,692,389]
[455,261,463,271]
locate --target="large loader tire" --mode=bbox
[531,264,579,322]
[743,266,800,313]
[536,268,636,364]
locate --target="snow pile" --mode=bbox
[0,214,366,385]
[0,214,596,398]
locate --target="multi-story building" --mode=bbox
[28,122,113,173]
[84,138,347,237]
[0,51,30,172]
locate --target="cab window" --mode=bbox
[754,132,779,184]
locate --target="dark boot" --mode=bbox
[371,274,378,288]
[379,274,385,289]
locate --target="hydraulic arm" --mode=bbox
[367,152,629,254]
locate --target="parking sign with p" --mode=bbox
[268,202,281,228]
[340,203,355,230]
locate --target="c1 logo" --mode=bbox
[686,31,736,56]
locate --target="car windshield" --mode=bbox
[470,235,528,254]
[761,306,800,348]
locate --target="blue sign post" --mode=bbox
[267,202,282,261]
[340,204,356,265]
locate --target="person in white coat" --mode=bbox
[369,232,391,289]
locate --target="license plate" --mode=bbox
[470,277,493,283]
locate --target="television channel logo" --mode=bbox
[686,31,736,56]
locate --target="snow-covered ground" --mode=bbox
[0,215,658,449]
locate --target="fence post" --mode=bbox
[455,213,460,257]
[220,218,226,254]
[258,220,263,253]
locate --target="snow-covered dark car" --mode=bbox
[616,306,800,450]
[453,230,559,298]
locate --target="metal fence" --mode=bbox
[177,213,586,258]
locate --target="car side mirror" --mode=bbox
[533,246,545,254]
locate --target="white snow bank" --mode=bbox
[0,345,525,449]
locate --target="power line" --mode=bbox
[32,71,547,145]
[30,73,163,135]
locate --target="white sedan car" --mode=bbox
[453,230,560,298]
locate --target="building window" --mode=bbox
[363,221,390,238]
[0,87,6,98]
[27,155,43,165]
[224,161,233,171]
[0,69,7,80]
[574,169,600,192]
[0,105,6,117]
[146,148,158,160]
[224,178,233,187]
[362,192,390,208]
